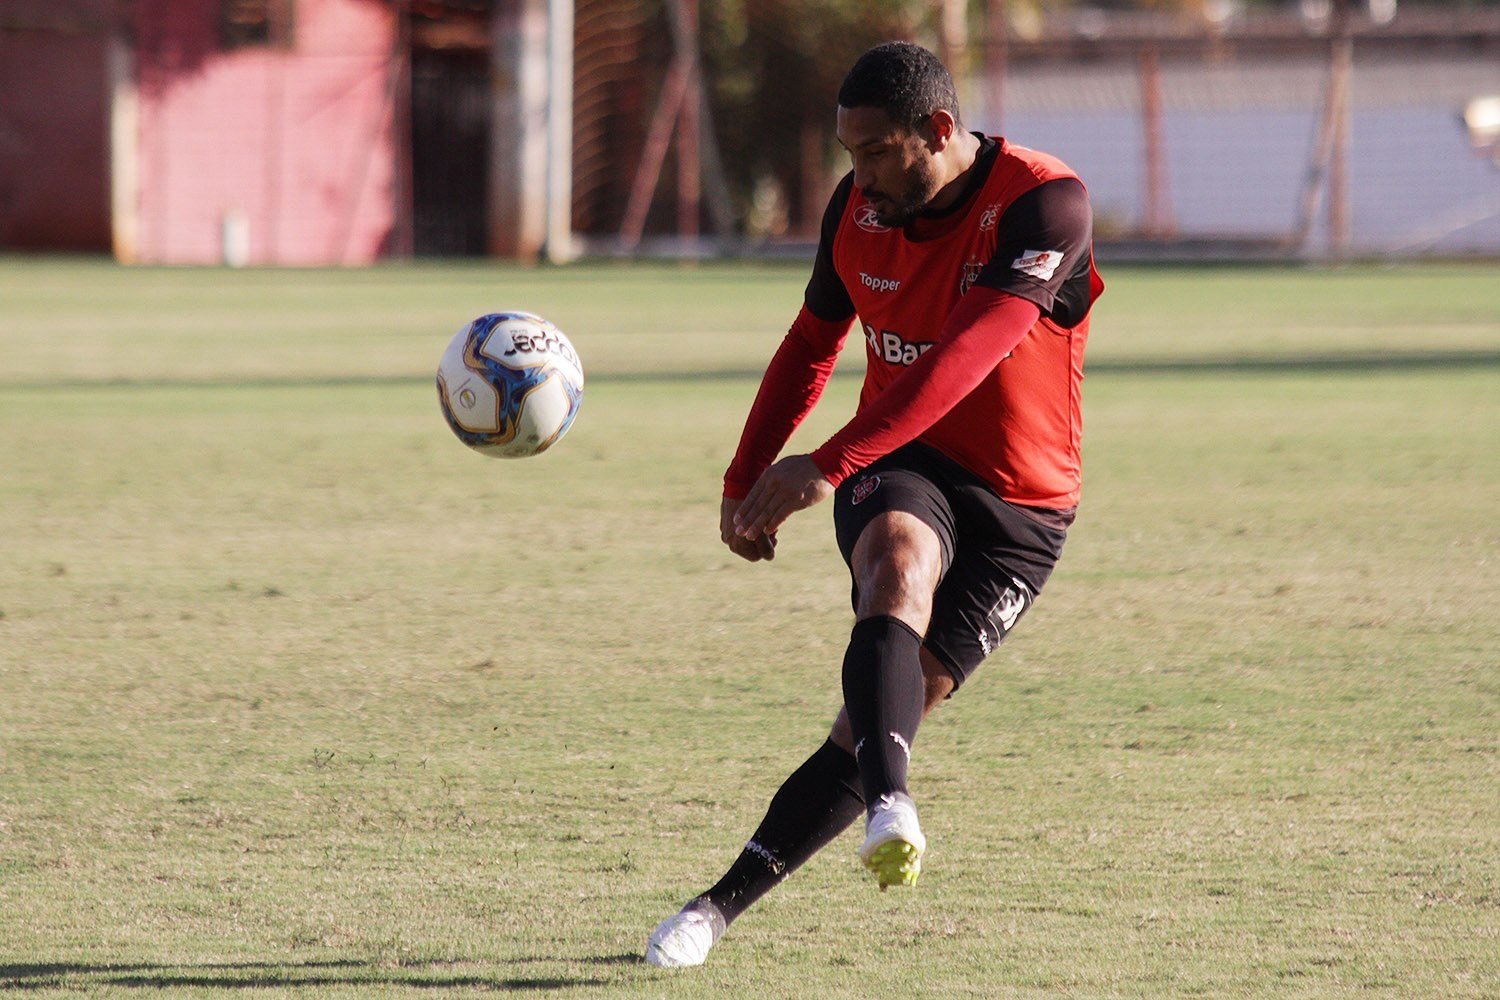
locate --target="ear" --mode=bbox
[924,110,958,152]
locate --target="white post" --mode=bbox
[544,0,574,263]
[221,209,250,267]
[108,34,139,264]
[491,0,549,261]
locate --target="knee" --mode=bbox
[855,553,936,622]
[851,515,942,626]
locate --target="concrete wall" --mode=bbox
[987,53,1500,254]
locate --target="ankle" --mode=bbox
[683,898,728,941]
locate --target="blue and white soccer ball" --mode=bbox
[436,311,585,458]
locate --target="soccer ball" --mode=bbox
[436,311,585,458]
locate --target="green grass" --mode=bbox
[1,257,1497,997]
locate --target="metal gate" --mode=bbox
[410,46,489,257]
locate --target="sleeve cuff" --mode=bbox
[807,446,851,489]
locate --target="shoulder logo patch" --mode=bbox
[1011,249,1064,281]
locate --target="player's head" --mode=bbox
[836,42,965,227]
[838,41,962,134]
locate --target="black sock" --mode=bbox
[694,739,864,927]
[841,615,925,811]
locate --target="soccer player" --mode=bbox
[645,40,1103,968]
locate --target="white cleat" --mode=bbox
[859,793,927,889]
[644,907,718,968]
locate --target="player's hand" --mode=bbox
[721,496,776,561]
[734,455,835,542]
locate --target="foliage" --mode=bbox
[701,0,925,235]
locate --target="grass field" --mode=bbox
[1,257,1496,997]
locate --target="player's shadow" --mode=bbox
[0,958,635,992]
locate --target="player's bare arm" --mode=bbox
[733,455,835,541]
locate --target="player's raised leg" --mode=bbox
[841,510,944,888]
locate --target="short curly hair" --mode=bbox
[837,41,962,132]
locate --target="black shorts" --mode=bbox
[833,442,1070,689]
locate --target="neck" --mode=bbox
[925,130,984,214]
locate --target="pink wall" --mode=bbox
[132,0,401,265]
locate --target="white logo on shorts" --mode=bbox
[979,580,1030,656]
[992,578,1031,633]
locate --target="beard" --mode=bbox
[864,159,943,228]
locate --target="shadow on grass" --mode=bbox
[0,956,640,992]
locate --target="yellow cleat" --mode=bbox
[858,793,927,890]
[864,838,923,889]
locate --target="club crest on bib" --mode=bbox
[854,204,891,233]
[959,257,983,296]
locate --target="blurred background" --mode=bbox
[2,0,1497,267]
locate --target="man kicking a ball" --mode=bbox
[646,40,1103,968]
